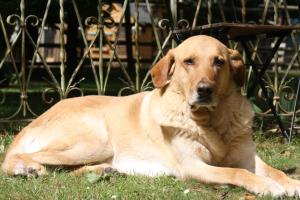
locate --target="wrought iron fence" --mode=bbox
[0,0,299,130]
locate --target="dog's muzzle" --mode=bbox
[189,84,215,111]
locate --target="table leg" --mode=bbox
[240,41,289,140]
[247,36,284,96]
[289,78,300,143]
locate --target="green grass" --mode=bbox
[0,131,300,199]
[0,172,236,200]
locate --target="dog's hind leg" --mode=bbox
[2,153,48,176]
[1,150,91,176]
[2,133,114,177]
[2,143,114,177]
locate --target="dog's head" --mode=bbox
[151,35,245,111]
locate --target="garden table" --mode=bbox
[172,23,300,139]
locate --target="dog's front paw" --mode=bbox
[283,178,300,197]
[248,177,285,198]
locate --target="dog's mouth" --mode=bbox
[189,103,216,112]
[189,97,217,112]
[188,87,218,112]
[190,104,201,112]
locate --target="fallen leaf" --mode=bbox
[86,172,101,184]
[183,189,190,194]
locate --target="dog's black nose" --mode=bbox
[197,86,213,98]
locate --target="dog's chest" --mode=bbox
[170,129,228,166]
[157,107,229,165]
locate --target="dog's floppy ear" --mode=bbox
[228,48,245,86]
[150,50,175,88]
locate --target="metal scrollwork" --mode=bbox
[256,82,300,116]
[42,88,60,104]
[158,18,190,43]
[281,86,295,102]
[85,16,115,29]
[6,14,21,26]
[85,16,100,27]
[141,81,153,92]
[118,78,137,96]
[118,86,136,96]
[25,15,39,27]
[65,77,85,98]
[158,18,190,31]
[257,85,275,102]
[65,87,84,98]
[177,19,190,29]
[158,19,171,31]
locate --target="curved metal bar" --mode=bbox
[134,0,141,92]
[241,0,246,23]
[66,1,119,93]
[3,101,23,120]
[192,0,202,28]
[118,85,135,96]
[6,14,21,26]
[98,0,104,93]
[0,90,6,105]
[25,101,37,117]
[103,34,135,92]
[207,0,212,24]
[158,19,171,31]
[20,0,27,117]
[145,0,163,56]
[85,16,101,27]
[0,29,22,70]
[26,0,53,90]
[59,0,66,98]
[141,31,172,89]
[103,0,134,94]
[279,47,300,89]
[24,29,61,94]
[177,19,190,29]
[289,79,300,142]
[0,14,22,90]
[65,29,100,94]
[25,15,39,27]
[72,0,101,94]
[65,86,84,98]
[42,88,60,104]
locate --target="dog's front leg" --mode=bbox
[184,161,285,197]
[255,155,300,197]
[71,163,115,175]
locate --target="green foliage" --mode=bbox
[0,133,13,148]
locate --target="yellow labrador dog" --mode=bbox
[2,35,300,197]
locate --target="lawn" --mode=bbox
[0,130,300,200]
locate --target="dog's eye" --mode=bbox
[214,58,224,68]
[184,58,194,66]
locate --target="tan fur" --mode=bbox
[2,35,300,197]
